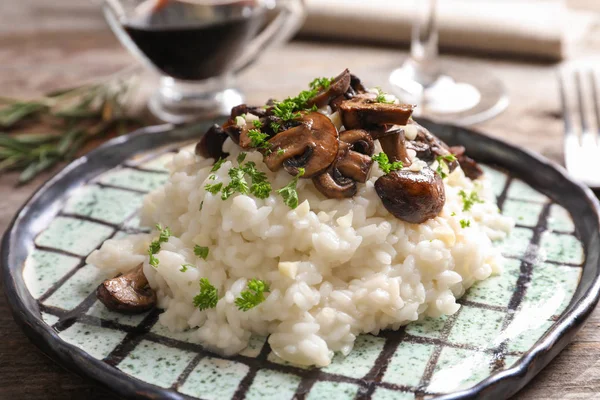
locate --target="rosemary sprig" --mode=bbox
[0,70,148,184]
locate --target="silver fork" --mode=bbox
[559,66,600,188]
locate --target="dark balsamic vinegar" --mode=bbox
[123,1,264,81]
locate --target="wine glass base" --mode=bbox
[389,61,509,125]
[148,78,244,124]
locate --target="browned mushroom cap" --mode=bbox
[307,69,351,109]
[405,121,458,172]
[339,96,415,129]
[195,124,229,160]
[263,112,339,178]
[230,103,269,119]
[449,145,483,180]
[374,167,445,224]
[377,127,412,167]
[313,143,357,198]
[339,129,374,156]
[97,264,156,314]
[350,74,367,94]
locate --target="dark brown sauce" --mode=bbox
[123,13,263,81]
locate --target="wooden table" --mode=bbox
[2,1,600,399]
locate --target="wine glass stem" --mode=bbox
[409,0,440,86]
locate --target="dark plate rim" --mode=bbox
[2,120,600,400]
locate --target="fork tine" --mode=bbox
[558,70,573,135]
[575,69,589,134]
[591,70,600,136]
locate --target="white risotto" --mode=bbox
[88,135,513,367]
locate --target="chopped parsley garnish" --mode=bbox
[277,148,285,155]
[235,279,271,311]
[180,263,194,272]
[148,251,159,268]
[147,224,171,268]
[271,76,333,122]
[243,161,272,199]
[459,190,484,212]
[460,219,471,228]
[194,245,209,260]
[193,278,218,310]
[148,240,161,255]
[209,158,273,201]
[252,119,263,129]
[211,157,225,172]
[435,154,457,179]
[277,168,305,209]
[309,76,335,91]
[374,87,394,104]
[270,121,281,133]
[372,152,403,174]
[199,200,204,211]
[205,182,223,194]
[451,211,456,216]
[247,129,271,151]
[221,166,250,200]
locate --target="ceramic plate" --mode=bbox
[3,120,600,400]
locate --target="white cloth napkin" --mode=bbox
[300,0,582,60]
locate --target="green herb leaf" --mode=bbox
[458,190,484,212]
[247,129,271,151]
[234,279,271,311]
[146,224,171,268]
[148,250,159,268]
[252,119,263,128]
[194,245,209,260]
[309,77,334,91]
[199,200,204,211]
[277,168,305,209]
[271,76,334,121]
[180,263,194,272]
[243,161,272,199]
[374,88,394,104]
[270,121,281,133]
[211,157,225,172]
[372,152,403,174]
[0,101,48,128]
[460,219,471,228]
[205,182,223,195]
[193,278,219,310]
[435,154,457,179]
[221,166,249,200]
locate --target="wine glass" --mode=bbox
[389,0,509,125]
[103,0,305,123]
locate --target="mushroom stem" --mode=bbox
[378,128,412,166]
[336,150,373,183]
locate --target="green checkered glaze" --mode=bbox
[22,150,584,399]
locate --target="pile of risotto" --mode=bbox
[87,70,513,367]
[88,73,512,367]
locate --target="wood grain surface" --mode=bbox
[2,1,600,399]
